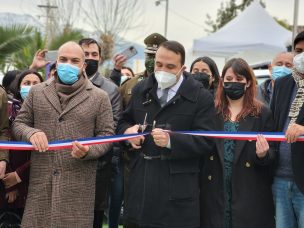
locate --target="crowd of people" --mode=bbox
[0,30,303,228]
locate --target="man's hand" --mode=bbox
[29,49,51,70]
[71,141,89,159]
[151,128,170,148]
[286,123,304,143]
[30,132,49,152]
[113,54,127,71]
[3,172,20,189]
[256,134,269,159]
[124,125,145,149]
[0,161,7,179]
[6,190,18,203]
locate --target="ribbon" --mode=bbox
[0,131,303,151]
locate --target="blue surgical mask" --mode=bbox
[20,85,31,100]
[57,63,80,85]
[271,66,292,80]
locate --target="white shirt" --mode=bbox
[156,74,184,102]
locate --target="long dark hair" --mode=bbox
[190,56,220,90]
[215,58,262,121]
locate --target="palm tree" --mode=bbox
[10,30,46,70]
[0,25,34,72]
[48,27,84,50]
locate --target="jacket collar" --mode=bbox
[43,76,93,116]
[90,72,105,87]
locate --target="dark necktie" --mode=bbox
[159,88,169,107]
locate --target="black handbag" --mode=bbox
[0,184,21,228]
[0,210,21,228]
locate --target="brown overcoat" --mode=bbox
[0,86,9,161]
[12,78,114,228]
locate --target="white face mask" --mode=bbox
[155,67,183,89]
[293,52,304,74]
[120,75,129,85]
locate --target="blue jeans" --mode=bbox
[108,158,124,228]
[272,178,304,228]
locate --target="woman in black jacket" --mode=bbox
[200,58,276,228]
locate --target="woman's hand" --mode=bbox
[256,134,269,159]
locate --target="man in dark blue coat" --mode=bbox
[271,31,304,228]
[117,40,215,228]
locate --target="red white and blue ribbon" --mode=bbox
[0,131,303,151]
[0,133,148,151]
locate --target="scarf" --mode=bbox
[288,69,304,125]
[55,74,87,110]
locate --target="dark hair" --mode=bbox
[79,38,102,56]
[12,70,44,100]
[50,61,56,71]
[159,41,185,65]
[122,66,135,77]
[215,58,262,121]
[2,70,21,93]
[294,31,304,49]
[190,56,220,90]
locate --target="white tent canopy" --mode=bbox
[192,1,292,61]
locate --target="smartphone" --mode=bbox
[119,46,137,59]
[45,50,58,62]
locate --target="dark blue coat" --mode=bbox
[117,72,215,228]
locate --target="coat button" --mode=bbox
[58,117,64,122]
[53,169,59,176]
[208,175,212,181]
[209,155,214,161]
[245,162,251,168]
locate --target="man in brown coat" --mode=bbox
[12,41,114,228]
[0,85,9,178]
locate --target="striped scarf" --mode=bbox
[288,69,304,125]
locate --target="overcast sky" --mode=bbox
[1,0,303,51]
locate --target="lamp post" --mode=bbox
[292,0,299,49]
[155,0,169,37]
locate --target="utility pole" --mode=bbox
[38,0,58,47]
[292,0,299,50]
[155,0,169,37]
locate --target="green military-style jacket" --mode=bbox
[119,71,148,109]
[0,85,9,161]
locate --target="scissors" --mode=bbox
[139,113,148,133]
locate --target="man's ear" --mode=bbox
[268,64,272,74]
[82,62,87,74]
[99,57,103,65]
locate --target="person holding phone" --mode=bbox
[78,38,123,228]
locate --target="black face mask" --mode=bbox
[223,82,246,100]
[85,59,99,78]
[145,57,155,74]
[191,72,210,89]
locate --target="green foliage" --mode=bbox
[274,17,292,31]
[0,25,35,72]
[0,24,85,73]
[10,30,46,70]
[205,0,265,33]
[48,28,84,50]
